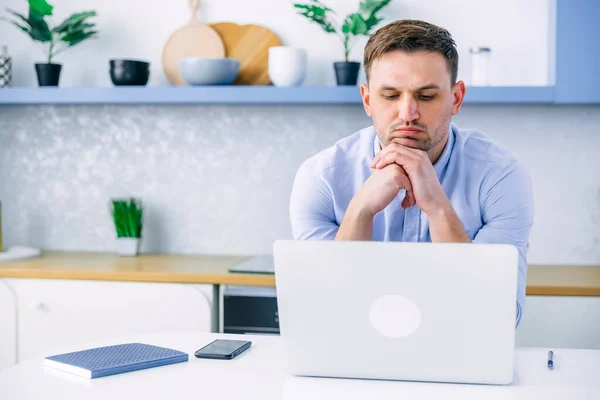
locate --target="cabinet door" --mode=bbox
[0,280,16,369]
[516,295,600,350]
[4,278,212,362]
[554,0,600,103]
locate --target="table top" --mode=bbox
[0,332,599,400]
[0,251,599,295]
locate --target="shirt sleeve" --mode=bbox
[289,163,339,240]
[473,160,534,327]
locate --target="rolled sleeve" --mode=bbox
[289,163,339,240]
[473,161,534,327]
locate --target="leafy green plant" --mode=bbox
[110,198,143,239]
[294,0,392,62]
[2,0,98,63]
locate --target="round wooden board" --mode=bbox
[209,22,282,85]
[162,1,225,86]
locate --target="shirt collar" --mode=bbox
[371,123,455,180]
[432,123,455,179]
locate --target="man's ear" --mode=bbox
[360,83,372,117]
[451,80,466,115]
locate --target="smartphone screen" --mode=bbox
[194,339,251,359]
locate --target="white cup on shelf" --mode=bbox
[268,46,307,87]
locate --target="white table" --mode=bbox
[1,332,599,399]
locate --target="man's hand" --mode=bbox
[335,164,415,241]
[356,163,416,216]
[371,144,449,217]
[370,143,470,243]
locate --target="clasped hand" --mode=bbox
[353,144,450,217]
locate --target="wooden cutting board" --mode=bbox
[162,0,225,86]
[208,22,282,85]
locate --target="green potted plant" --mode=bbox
[293,0,391,85]
[2,0,98,86]
[110,198,144,257]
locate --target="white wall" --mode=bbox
[0,0,551,87]
[0,103,598,265]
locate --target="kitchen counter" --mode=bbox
[0,252,598,296]
[0,252,268,286]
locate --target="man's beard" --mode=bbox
[374,116,450,153]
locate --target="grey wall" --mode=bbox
[0,104,598,264]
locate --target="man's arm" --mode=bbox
[290,162,415,241]
[289,163,339,240]
[473,161,534,327]
[334,201,373,241]
[427,202,471,243]
[335,163,416,240]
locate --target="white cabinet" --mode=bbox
[516,295,600,350]
[0,280,16,369]
[3,278,212,362]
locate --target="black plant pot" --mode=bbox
[35,63,62,86]
[334,61,360,85]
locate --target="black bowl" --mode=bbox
[109,59,150,86]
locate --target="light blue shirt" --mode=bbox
[289,123,534,326]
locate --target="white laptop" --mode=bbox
[272,240,519,385]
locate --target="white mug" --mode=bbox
[268,46,307,87]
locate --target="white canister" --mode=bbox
[268,46,307,87]
[0,46,11,88]
[469,46,491,86]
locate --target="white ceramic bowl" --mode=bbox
[178,58,240,85]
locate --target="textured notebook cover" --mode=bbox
[44,343,188,379]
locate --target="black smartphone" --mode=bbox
[194,339,252,360]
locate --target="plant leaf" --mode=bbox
[2,19,30,35]
[61,29,97,47]
[3,9,52,42]
[110,198,143,238]
[27,14,52,42]
[5,9,31,28]
[359,0,391,18]
[358,0,391,32]
[342,13,368,35]
[28,0,53,17]
[364,15,383,30]
[53,11,96,34]
[293,2,336,34]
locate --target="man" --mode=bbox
[289,19,534,326]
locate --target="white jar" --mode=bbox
[268,46,307,87]
[469,46,491,86]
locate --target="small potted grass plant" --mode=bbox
[110,198,143,257]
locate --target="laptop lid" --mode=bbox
[273,240,519,385]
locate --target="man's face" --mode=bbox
[361,50,465,157]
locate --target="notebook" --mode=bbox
[44,343,188,379]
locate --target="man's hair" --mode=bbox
[363,19,459,85]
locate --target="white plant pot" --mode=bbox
[115,237,140,256]
[268,46,307,87]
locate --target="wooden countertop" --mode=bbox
[0,252,273,287]
[0,252,598,296]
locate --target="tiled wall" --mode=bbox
[0,104,598,264]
